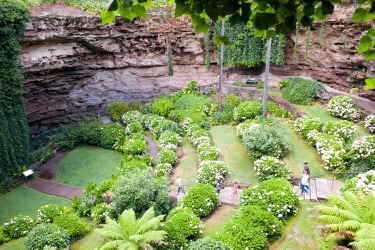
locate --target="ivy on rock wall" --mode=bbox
[216,22,286,67]
[0,0,30,181]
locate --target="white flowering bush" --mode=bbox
[37,204,63,223]
[315,134,347,172]
[197,160,230,185]
[191,136,211,147]
[180,118,193,132]
[294,116,323,139]
[144,115,165,130]
[364,115,375,133]
[179,184,219,217]
[122,110,142,124]
[323,120,356,141]
[122,138,147,155]
[159,131,182,149]
[197,144,220,161]
[233,101,262,121]
[350,136,375,165]
[341,170,375,196]
[186,123,201,136]
[125,122,143,135]
[3,215,35,239]
[154,163,173,177]
[240,178,299,221]
[254,156,291,181]
[91,203,111,223]
[306,129,322,146]
[162,207,203,249]
[100,123,126,149]
[188,129,211,146]
[236,120,259,138]
[157,148,178,165]
[327,95,359,121]
[151,120,179,139]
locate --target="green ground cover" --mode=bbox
[71,231,105,250]
[0,237,26,250]
[278,120,325,177]
[0,186,70,224]
[172,136,199,192]
[201,205,237,237]
[55,145,122,188]
[210,125,259,185]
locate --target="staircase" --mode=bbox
[294,178,344,201]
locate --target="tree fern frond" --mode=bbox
[118,241,138,250]
[350,239,375,250]
[119,209,137,238]
[141,230,167,243]
[135,207,156,230]
[96,225,125,240]
[327,193,354,212]
[318,215,345,226]
[317,206,362,223]
[100,239,126,250]
[344,192,367,219]
[341,220,362,231]
[136,217,162,234]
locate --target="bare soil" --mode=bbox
[29,3,93,17]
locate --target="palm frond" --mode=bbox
[119,209,137,239]
[100,239,126,250]
[135,207,156,230]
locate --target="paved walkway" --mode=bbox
[145,134,159,163]
[294,178,344,201]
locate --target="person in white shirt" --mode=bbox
[300,171,309,194]
[176,175,185,194]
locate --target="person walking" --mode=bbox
[300,170,309,195]
[303,161,310,175]
[176,175,185,194]
[215,182,221,193]
[231,181,238,199]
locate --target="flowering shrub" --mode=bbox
[3,215,35,239]
[159,131,182,149]
[294,116,323,139]
[100,123,126,149]
[180,118,193,132]
[152,97,175,117]
[54,213,90,237]
[122,110,142,124]
[25,224,69,250]
[151,120,180,139]
[364,115,375,133]
[37,204,63,223]
[315,134,347,172]
[186,123,201,136]
[187,237,230,250]
[179,184,219,217]
[197,144,220,161]
[188,129,211,147]
[197,160,230,185]
[254,156,291,181]
[235,120,259,138]
[120,158,149,172]
[306,129,321,146]
[91,203,111,223]
[154,163,173,177]
[162,207,203,250]
[157,148,178,165]
[327,95,359,121]
[97,179,115,194]
[108,100,129,122]
[123,138,147,155]
[323,120,356,141]
[341,170,375,196]
[240,178,299,221]
[191,136,211,147]
[125,122,143,135]
[242,125,291,158]
[350,136,375,166]
[233,101,262,121]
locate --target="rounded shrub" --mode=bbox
[327,95,359,121]
[120,158,149,172]
[152,97,175,117]
[154,163,173,177]
[180,184,219,217]
[37,204,63,223]
[233,101,262,121]
[197,144,220,161]
[323,120,356,141]
[350,136,375,166]
[122,110,142,125]
[236,120,259,138]
[197,160,230,185]
[157,148,178,165]
[242,125,291,158]
[3,215,35,239]
[280,77,324,105]
[151,120,180,139]
[123,138,147,155]
[162,207,203,250]
[240,178,299,221]
[25,224,69,250]
[364,115,375,133]
[294,116,323,139]
[159,131,182,149]
[108,100,128,122]
[97,179,115,194]
[125,121,143,135]
[188,237,230,250]
[91,203,111,223]
[53,213,90,238]
[100,123,126,149]
[254,156,291,181]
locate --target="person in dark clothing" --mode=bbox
[303,161,310,175]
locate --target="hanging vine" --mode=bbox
[304,26,311,61]
[319,19,326,48]
[166,35,173,76]
[294,22,301,60]
[204,19,212,68]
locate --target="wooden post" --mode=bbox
[218,20,224,112]
[262,38,272,117]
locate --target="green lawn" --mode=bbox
[56,145,122,188]
[210,125,259,185]
[71,231,106,250]
[0,237,26,250]
[0,186,70,224]
[201,205,237,237]
[270,200,324,250]
[278,120,325,177]
[172,136,199,192]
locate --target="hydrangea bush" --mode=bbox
[159,131,182,150]
[233,101,262,121]
[323,120,356,141]
[197,144,220,161]
[37,204,63,223]
[53,213,90,237]
[294,116,323,139]
[100,123,126,149]
[254,156,291,181]
[151,120,180,139]
[235,120,259,138]
[315,134,347,172]
[25,224,69,250]
[327,96,359,121]
[197,160,230,185]
[341,170,375,196]
[125,122,144,135]
[187,237,230,250]
[157,149,178,165]
[364,115,375,133]
[154,163,173,177]
[122,138,147,155]
[122,111,142,124]
[91,203,111,223]
[3,215,35,239]
[350,136,375,166]
[179,184,219,217]
[240,178,299,221]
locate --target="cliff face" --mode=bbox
[21,4,374,134]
